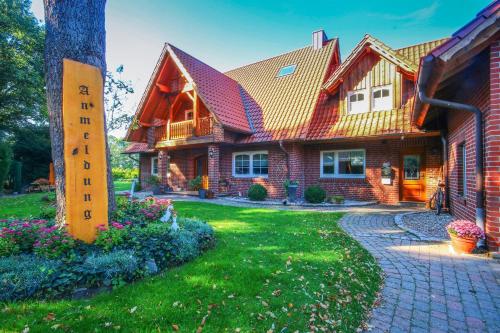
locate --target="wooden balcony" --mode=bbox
[154,116,214,145]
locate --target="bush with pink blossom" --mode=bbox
[447,220,485,239]
[94,221,131,252]
[33,225,75,259]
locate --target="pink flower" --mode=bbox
[447,220,485,239]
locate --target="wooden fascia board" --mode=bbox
[125,44,169,141]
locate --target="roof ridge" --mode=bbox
[224,38,338,74]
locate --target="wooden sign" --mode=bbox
[62,59,108,242]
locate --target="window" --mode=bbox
[151,157,159,176]
[372,85,392,111]
[185,109,193,120]
[403,155,420,180]
[233,151,269,177]
[320,149,365,178]
[458,143,467,196]
[277,64,297,77]
[347,90,368,114]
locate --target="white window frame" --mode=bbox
[320,149,366,179]
[232,151,269,178]
[185,109,193,120]
[151,157,159,176]
[371,84,393,111]
[347,89,368,114]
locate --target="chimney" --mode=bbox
[312,30,328,50]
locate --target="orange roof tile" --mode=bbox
[396,38,449,66]
[123,142,155,154]
[225,39,338,142]
[167,44,252,134]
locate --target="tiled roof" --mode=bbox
[225,39,338,142]
[123,143,155,154]
[323,35,417,92]
[167,44,252,134]
[306,94,422,140]
[396,38,448,66]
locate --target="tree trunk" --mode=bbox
[44,0,115,226]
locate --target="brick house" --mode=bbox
[413,2,499,250]
[124,31,447,203]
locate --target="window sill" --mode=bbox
[232,175,269,179]
[319,176,366,182]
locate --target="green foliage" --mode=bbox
[331,195,345,204]
[283,179,299,196]
[104,67,134,132]
[0,0,46,136]
[0,255,62,301]
[8,160,22,192]
[247,183,267,201]
[95,222,131,252]
[33,227,75,259]
[108,136,138,169]
[0,237,20,257]
[147,175,161,186]
[305,185,326,203]
[10,125,51,185]
[112,167,138,180]
[79,250,138,287]
[0,142,12,191]
[188,176,202,191]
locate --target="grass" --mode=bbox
[113,180,132,192]
[0,193,52,219]
[0,199,381,332]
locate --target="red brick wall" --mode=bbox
[486,41,500,251]
[139,153,155,189]
[303,137,441,204]
[219,145,288,198]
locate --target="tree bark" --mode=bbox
[44,0,115,226]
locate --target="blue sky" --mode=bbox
[30,0,490,135]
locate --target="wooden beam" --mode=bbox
[156,82,170,93]
[193,90,199,136]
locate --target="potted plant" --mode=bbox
[188,176,205,199]
[147,175,162,195]
[284,179,299,203]
[331,195,345,204]
[447,220,485,254]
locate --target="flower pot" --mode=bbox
[449,233,478,254]
[198,189,207,199]
[287,184,298,202]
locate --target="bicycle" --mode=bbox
[429,181,445,215]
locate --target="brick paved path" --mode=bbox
[340,213,500,333]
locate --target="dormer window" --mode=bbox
[372,85,392,111]
[347,89,368,114]
[277,64,297,77]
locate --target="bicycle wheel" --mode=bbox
[435,191,443,215]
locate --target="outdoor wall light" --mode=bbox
[209,148,215,158]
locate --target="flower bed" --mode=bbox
[0,197,215,301]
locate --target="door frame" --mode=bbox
[399,148,426,202]
[193,154,209,190]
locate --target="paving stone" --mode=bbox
[339,212,500,333]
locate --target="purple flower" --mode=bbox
[447,220,485,239]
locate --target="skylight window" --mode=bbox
[277,64,297,77]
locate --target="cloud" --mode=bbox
[368,1,439,26]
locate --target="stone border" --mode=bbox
[393,212,450,242]
[223,196,378,208]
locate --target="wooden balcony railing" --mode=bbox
[170,119,194,140]
[154,116,213,142]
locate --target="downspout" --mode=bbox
[440,130,449,210]
[279,140,291,179]
[418,55,485,248]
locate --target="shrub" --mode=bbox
[305,186,326,203]
[180,218,216,251]
[112,167,139,180]
[0,237,20,257]
[95,222,131,252]
[39,206,56,219]
[0,255,62,301]
[188,176,202,191]
[447,220,485,239]
[33,227,75,259]
[0,142,12,193]
[79,250,139,287]
[0,219,49,252]
[170,230,199,264]
[331,195,345,204]
[248,184,267,201]
[129,223,174,269]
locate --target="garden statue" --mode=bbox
[160,204,179,231]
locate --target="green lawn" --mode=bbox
[113,180,132,192]
[0,193,52,219]
[0,199,381,332]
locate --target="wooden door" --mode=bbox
[194,155,209,190]
[400,150,426,202]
